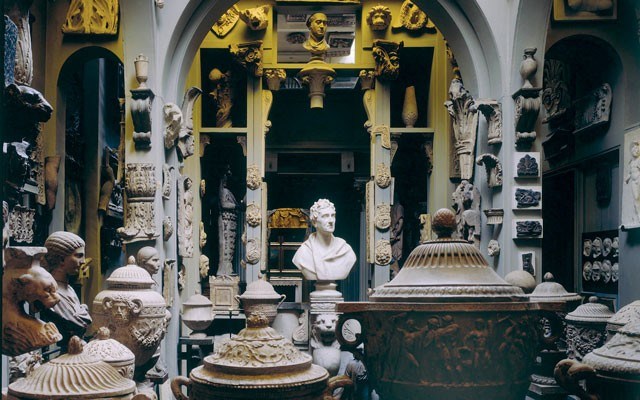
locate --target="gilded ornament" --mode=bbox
[394,0,434,31]
[247,164,261,190]
[375,203,391,230]
[211,5,240,38]
[239,5,269,31]
[372,40,403,81]
[61,0,119,35]
[375,239,392,265]
[246,203,262,227]
[375,163,391,188]
[366,5,392,31]
[230,40,264,77]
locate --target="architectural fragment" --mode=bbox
[366,5,392,31]
[512,48,542,147]
[4,84,53,145]
[372,40,402,81]
[487,239,500,256]
[130,54,154,149]
[230,40,263,77]
[264,68,286,91]
[445,78,478,180]
[475,153,503,188]
[375,239,392,265]
[239,5,269,31]
[573,83,612,136]
[5,0,33,85]
[211,5,240,38]
[61,0,119,35]
[246,164,261,190]
[246,203,261,227]
[178,176,195,257]
[515,187,541,209]
[246,238,261,265]
[375,163,391,188]
[393,0,434,31]
[117,163,158,243]
[218,170,238,275]
[516,153,539,177]
[176,87,202,159]
[163,259,175,307]
[4,15,17,86]
[8,205,35,243]
[452,180,481,247]
[298,63,335,109]
[163,103,181,149]
[483,209,504,226]
[163,217,173,241]
[209,275,240,312]
[375,203,391,230]
[208,68,234,128]
[199,255,209,279]
[476,100,502,145]
[515,220,543,238]
[542,59,570,123]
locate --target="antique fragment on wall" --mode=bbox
[62,0,120,35]
[117,163,158,243]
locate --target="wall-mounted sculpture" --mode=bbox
[366,5,392,31]
[230,40,263,77]
[162,164,173,199]
[239,5,269,31]
[375,239,392,265]
[476,153,503,188]
[297,13,336,109]
[392,0,434,31]
[372,40,403,81]
[303,13,329,60]
[130,54,154,149]
[487,239,500,257]
[476,100,502,145]
[4,84,53,145]
[573,83,612,136]
[452,180,481,248]
[515,220,543,238]
[5,141,30,189]
[178,176,195,258]
[163,216,173,241]
[117,163,159,243]
[264,68,286,91]
[514,187,542,209]
[61,0,119,35]
[246,203,261,227]
[246,164,261,190]
[246,238,261,265]
[310,313,341,376]
[8,205,35,243]
[516,153,540,177]
[163,103,181,149]
[375,203,391,231]
[3,247,62,356]
[163,259,175,307]
[375,162,391,188]
[483,209,504,226]
[4,15,17,86]
[445,78,478,180]
[98,150,116,213]
[5,0,33,85]
[218,169,238,275]
[512,48,542,147]
[176,87,202,160]
[199,255,210,279]
[542,59,570,123]
[211,5,240,38]
[199,221,207,250]
[402,86,418,128]
[208,68,234,128]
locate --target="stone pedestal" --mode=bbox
[309,281,343,377]
[297,60,335,109]
[209,275,240,314]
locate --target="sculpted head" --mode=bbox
[366,5,392,30]
[136,246,161,276]
[306,13,328,41]
[44,231,86,278]
[14,266,60,309]
[310,199,336,235]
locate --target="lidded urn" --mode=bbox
[565,296,614,361]
[336,208,564,400]
[171,313,351,400]
[182,290,214,337]
[84,326,136,379]
[7,336,138,399]
[92,259,169,374]
[235,279,286,325]
[606,300,640,340]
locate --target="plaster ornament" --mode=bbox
[393,0,434,31]
[475,153,503,188]
[98,151,115,213]
[176,87,203,159]
[230,40,264,77]
[199,255,210,279]
[366,5,392,31]
[31,132,45,206]
[375,239,392,265]
[372,39,403,81]
[263,90,273,133]
[117,163,159,243]
[209,274,241,312]
[268,208,310,229]
[370,126,391,150]
[542,59,570,122]
[515,188,541,209]
[452,180,481,248]
[182,291,214,337]
[359,69,375,90]
[208,68,234,128]
[92,260,170,381]
[4,84,53,145]
[163,103,182,149]
[5,141,29,189]
[564,296,613,361]
[8,351,42,383]
[178,264,186,292]
[61,0,119,35]
[135,247,161,279]
[375,162,391,188]
[236,279,286,325]
[161,164,173,199]
[246,203,262,227]
[239,5,269,31]
[293,199,356,281]
[520,48,538,89]
[445,78,479,180]
[5,0,33,85]
[390,137,399,162]
[197,222,206,251]
[178,176,195,258]
[162,216,173,241]
[513,49,542,147]
[2,247,62,356]
[402,85,419,127]
[5,15,17,86]
[211,5,240,38]
[8,205,35,243]
[292,310,310,343]
[517,153,539,177]
[487,239,500,257]
[515,220,543,238]
[298,62,336,109]
[246,238,261,265]
[84,327,136,379]
[246,164,261,190]
[200,179,206,198]
[375,203,391,230]
[310,313,341,376]
[218,170,238,275]
[264,68,286,91]
[155,0,163,8]
[476,100,502,145]
[573,83,612,136]
[286,32,306,44]
[130,54,155,149]
[163,259,175,307]
[390,202,404,263]
[483,209,504,226]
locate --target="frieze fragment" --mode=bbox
[516,153,539,177]
[515,220,543,238]
[515,188,541,209]
[211,6,240,38]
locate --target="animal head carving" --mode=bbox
[239,5,269,31]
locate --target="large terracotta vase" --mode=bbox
[93,260,169,380]
[336,209,563,400]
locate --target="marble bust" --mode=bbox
[303,13,329,59]
[40,231,92,349]
[136,246,161,277]
[292,199,356,281]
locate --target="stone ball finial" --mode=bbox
[43,231,85,269]
[432,208,457,238]
[543,272,555,282]
[96,326,111,340]
[589,296,598,304]
[67,336,84,355]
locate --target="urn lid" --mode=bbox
[583,320,640,378]
[191,313,328,388]
[607,300,640,332]
[237,279,282,300]
[8,337,136,399]
[84,327,135,364]
[566,296,614,323]
[529,273,582,303]
[106,258,155,289]
[183,290,213,307]
[370,208,524,302]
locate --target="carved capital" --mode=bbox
[359,69,375,90]
[230,40,264,77]
[8,205,35,243]
[475,153,503,188]
[476,100,502,145]
[264,68,286,91]
[445,78,478,180]
[117,163,158,243]
[372,40,403,81]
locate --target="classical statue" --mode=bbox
[625,141,640,219]
[218,167,238,276]
[40,231,92,349]
[303,13,329,59]
[292,199,356,281]
[136,246,161,277]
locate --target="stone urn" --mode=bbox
[235,279,286,325]
[7,336,139,399]
[565,296,614,361]
[335,208,563,400]
[401,85,418,128]
[182,291,214,337]
[92,259,169,380]
[555,321,640,400]
[84,326,136,379]
[171,313,351,400]
[606,300,640,340]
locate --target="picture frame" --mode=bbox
[581,230,619,294]
[553,0,617,21]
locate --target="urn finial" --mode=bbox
[432,208,456,238]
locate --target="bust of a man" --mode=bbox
[292,199,356,281]
[136,246,161,277]
[40,231,92,348]
[303,13,329,58]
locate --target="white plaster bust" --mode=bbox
[292,199,356,281]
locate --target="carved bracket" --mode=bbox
[177,87,203,160]
[117,163,159,243]
[230,40,264,77]
[131,88,155,149]
[476,100,502,145]
[372,40,403,81]
[476,153,503,188]
[445,78,478,180]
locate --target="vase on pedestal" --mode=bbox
[402,85,418,128]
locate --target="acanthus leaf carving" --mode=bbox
[230,40,264,77]
[475,153,503,188]
[117,163,159,243]
[476,100,502,145]
[61,0,119,35]
[445,78,478,180]
[372,40,403,81]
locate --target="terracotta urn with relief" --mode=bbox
[235,279,286,325]
[171,313,351,400]
[565,296,614,361]
[336,208,564,400]
[92,259,170,380]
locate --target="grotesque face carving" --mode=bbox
[311,314,338,346]
[239,5,269,31]
[366,5,392,30]
[103,296,142,326]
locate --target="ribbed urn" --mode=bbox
[84,326,136,379]
[7,336,137,399]
[336,208,563,400]
[92,260,169,376]
[171,313,351,400]
[606,300,640,340]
